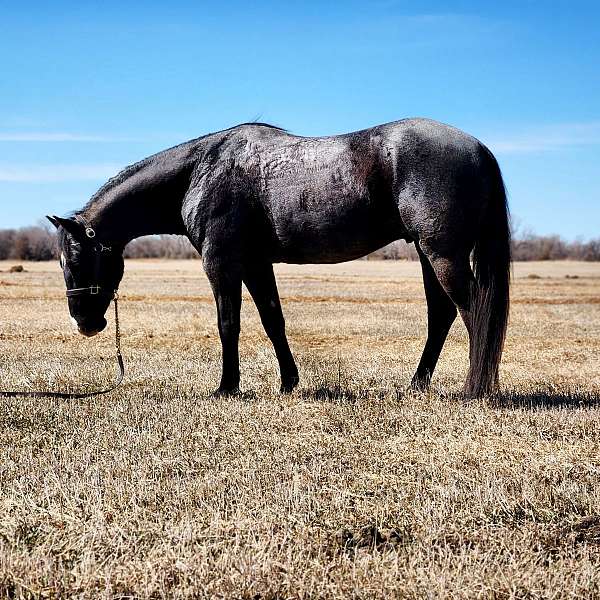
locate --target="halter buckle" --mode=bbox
[90,285,100,295]
[74,215,96,238]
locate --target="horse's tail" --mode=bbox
[465,150,511,397]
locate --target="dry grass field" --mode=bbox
[1,258,600,599]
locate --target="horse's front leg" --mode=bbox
[203,256,242,395]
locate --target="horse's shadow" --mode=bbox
[487,389,600,410]
[301,385,360,404]
[301,385,600,410]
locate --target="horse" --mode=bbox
[47,118,510,397]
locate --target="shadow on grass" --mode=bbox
[301,385,359,403]
[489,389,600,410]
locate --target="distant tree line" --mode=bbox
[368,234,600,262]
[1,226,599,262]
[0,227,199,261]
[123,235,198,259]
[0,226,57,261]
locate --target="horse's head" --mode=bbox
[47,215,124,337]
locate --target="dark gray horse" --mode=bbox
[47,118,510,397]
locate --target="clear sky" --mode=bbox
[1,1,599,239]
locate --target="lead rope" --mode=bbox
[0,294,125,399]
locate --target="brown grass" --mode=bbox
[1,259,600,599]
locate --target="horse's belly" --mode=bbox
[269,193,405,264]
[276,236,397,264]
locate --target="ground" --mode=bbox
[1,259,600,599]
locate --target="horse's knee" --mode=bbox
[218,314,240,339]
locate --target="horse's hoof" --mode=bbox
[210,387,240,398]
[280,376,300,394]
[409,379,430,392]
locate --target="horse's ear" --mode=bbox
[48,216,85,240]
[46,215,61,229]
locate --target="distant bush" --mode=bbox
[511,233,600,262]
[0,226,57,261]
[124,235,198,259]
[0,226,598,262]
[366,240,419,260]
[512,233,568,261]
[373,233,600,262]
[0,227,198,261]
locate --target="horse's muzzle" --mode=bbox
[77,317,107,337]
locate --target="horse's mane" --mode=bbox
[81,160,149,210]
[235,122,285,131]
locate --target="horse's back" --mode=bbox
[261,120,490,263]
[249,130,404,263]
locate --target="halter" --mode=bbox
[66,216,117,299]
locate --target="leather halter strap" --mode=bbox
[66,285,115,298]
[66,216,116,299]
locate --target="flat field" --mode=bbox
[1,259,600,599]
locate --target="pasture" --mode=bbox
[1,258,600,598]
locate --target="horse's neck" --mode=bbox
[82,143,198,244]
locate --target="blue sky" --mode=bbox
[1,1,599,239]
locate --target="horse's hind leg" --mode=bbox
[411,244,458,390]
[419,248,477,394]
[243,262,299,393]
